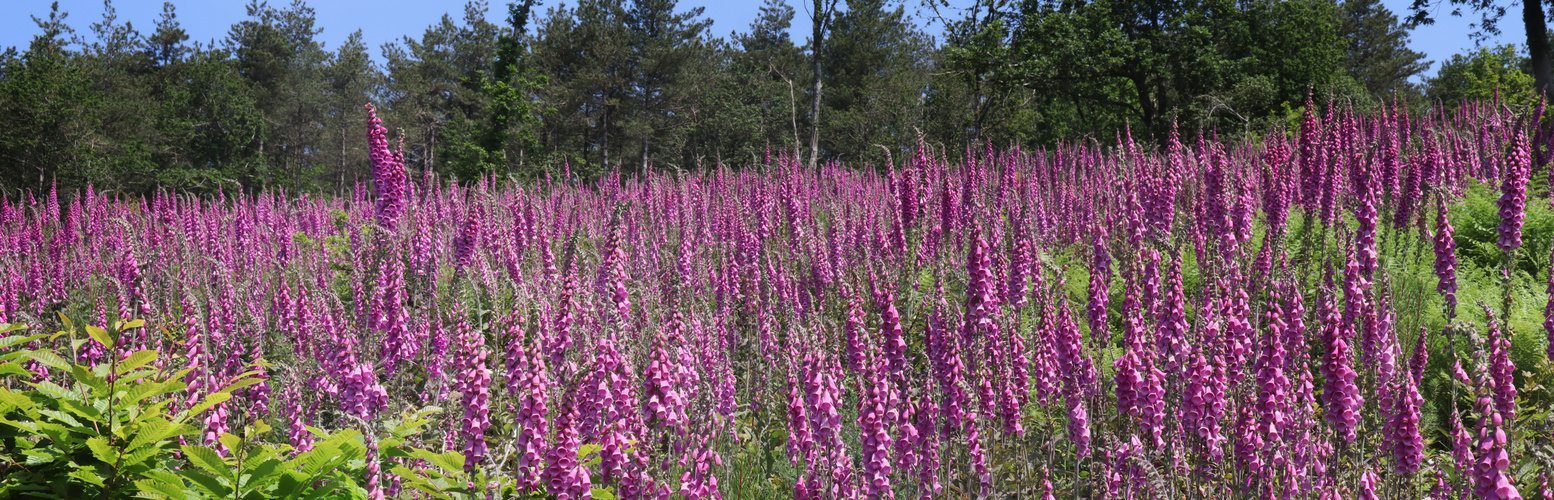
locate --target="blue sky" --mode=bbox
[0,0,1517,83]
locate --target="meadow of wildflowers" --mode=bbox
[5,99,1554,499]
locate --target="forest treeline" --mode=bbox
[0,0,1522,193]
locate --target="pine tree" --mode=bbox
[1339,0,1430,97]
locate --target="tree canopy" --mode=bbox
[0,0,1494,193]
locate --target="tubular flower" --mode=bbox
[1498,131,1531,254]
[1319,287,1362,444]
[1436,205,1459,319]
[364,103,407,231]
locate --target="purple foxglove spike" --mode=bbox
[1320,283,1362,444]
[1498,131,1531,255]
[363,104,407,231]
[1436,205,1459,319]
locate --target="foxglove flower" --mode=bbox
[1498,131,1531,254]
[364,104,407,231]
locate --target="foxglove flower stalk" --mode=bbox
[1184,295,1226,461]
[785,372,813,465]
[506,321,549,492]
[453,203,482,271]
[543,390,593,500]
[1436,205,1459,319]
[364,104,407,232]
[1487,311,1517,421]
[1319,287,1362,443]
[1087,233,1110,352]
[1474,371,1522,499]
[1498,131,1531,254]
[1256,289,1291,467]
[1390,364,1424,475]
[1547,242,1554,362]
[857,364,894,499]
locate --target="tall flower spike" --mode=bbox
[1320,284,1362,444]
[1436,204,1459,319]
[1499,130,1531,254]
[364,103,408,232]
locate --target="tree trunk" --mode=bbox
[1526,0,1552,95]
[339,125,347,191]
[1129,74,1157,140]
[602,107,611,169]
[808,0,829,171]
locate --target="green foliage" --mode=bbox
[0,318,250,499]
[997,0,1349,141]
[0,0,1537,188]
[1427,45,1538,111]
[1447,180,1554,281]
[0,315,617,499]
[1337,0,1430,98]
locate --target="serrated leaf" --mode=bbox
[414,449,466,475]
[70,468,106,487]
[241,458,285,490]
[116,350,158,374]
[72,364,109,394]
[24,350,70,370]
[119,444,161,469]
[134,478,190,500]
[86,437,117,465]
[178,469,231,497]
[116,381,171,412]
[126,419,175,452]
[218,433,242,454]
[0,388,34,410]
[218,377,264,394]
[0,332,45,349]
[181,445,230,479]
[85,325,114,350]
[0,363,34,377]
[184,392,231,418]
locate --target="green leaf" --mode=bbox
[414,449,466,475]
[86,437,117,465]
[219,376,265,394]
[592,487,618,500]
[241,457,285,490]
[116,381,172,411]
[181,445,231,479]
[0,388,34,410]
[178,469,232,497]
[71,364,108,394]
[23,350,70,371]
[218,433,242,454]
[85,325,113,350]
[184,392,231,418]
[120,319,146,330]
[0,363,34,377]
[116,350,158,374]
[59,398,104,423]
[0,332,45,349]
[118,444,162,469]
[70,468,106,487]
[134,478,190,500]
[127,419,176,451]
